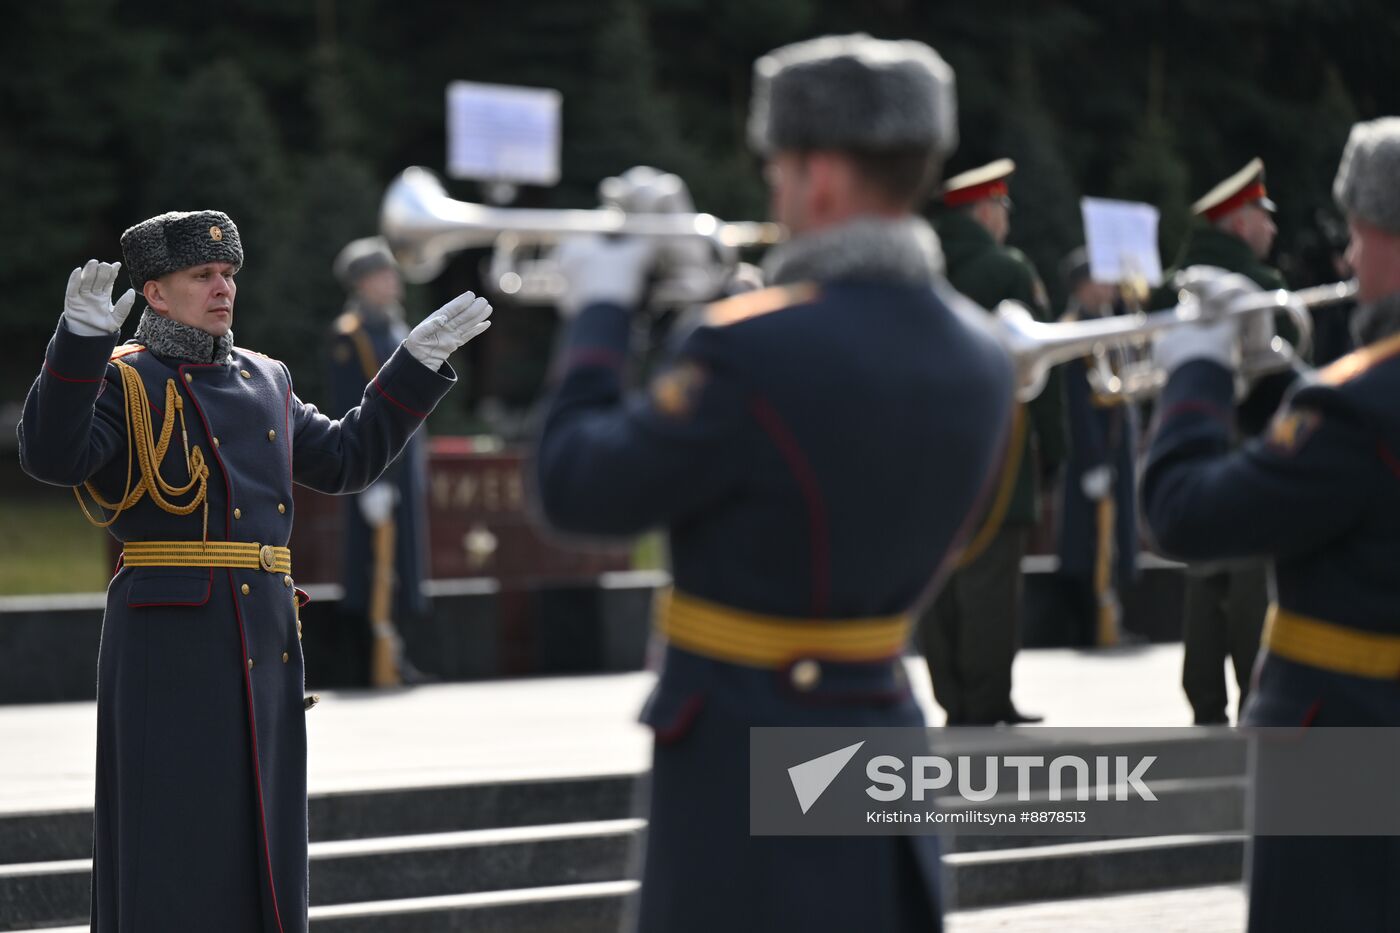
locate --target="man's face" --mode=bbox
[147,262,237,337]
[765,152,810,234]
[973,198,1011,245]
[354,266,403,308]
[1346,216,1400,306]
[1228,204,1278,260]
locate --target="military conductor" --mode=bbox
[534,35,1015,932]
[18,212,491,932]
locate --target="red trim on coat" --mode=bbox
[748,396,831,616]
[565,347,625,371]
[228,569,288,933]
[651,693,706,744]
[282,368,293,482]
[44,362,103,384]
[371,377,427,418]
[177,364,287,933]
[1377,442,1400,480]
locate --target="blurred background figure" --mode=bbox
[919,158,1066,726]
[327,236,432,687]
[1151,159,1288,724]
[1053,247,1140,647]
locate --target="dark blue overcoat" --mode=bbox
[18,321,453,932]
[534,278,1016,931]
[1141,339,1400,933]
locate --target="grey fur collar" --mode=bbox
[761,216,945,287]
[132,307,234,364]
[1350,291,1400,346]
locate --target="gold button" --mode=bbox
[233,508,242,519]
[282,651,290,663]
[283,575,293,587]
[247,657,254,670]
[212,437,220,448]
[277,503,286,514]
[241,369,251,379]
[241,583,250,595]
[790,659,821,691]
[184,373,193,383]
[267,429,276,441]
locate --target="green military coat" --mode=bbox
[935,209,1066,527]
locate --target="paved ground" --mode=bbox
[0,643,1248,930]
[0,642,1234,812]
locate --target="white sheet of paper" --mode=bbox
[446,81,562,185]
[1080,197,1164,286]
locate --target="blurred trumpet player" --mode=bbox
[1054,248,1140,648]
[1141,116,1400,933]
[531,34,1015,931]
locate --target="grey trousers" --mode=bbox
[919,526,1029,725]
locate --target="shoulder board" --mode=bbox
[109,343,146,361]
[334,312,362,335]
[703,283,819,328]
[1316,331,1400,386]
[235,347,281,363]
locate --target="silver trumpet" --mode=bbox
[380,167,785,301]
[1001,279,1358,402]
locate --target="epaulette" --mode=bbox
[235,347,280,363]
[1316,331,1400,386]
[109,343,146,361]
[703,283,819,328]
[334,312,362,336]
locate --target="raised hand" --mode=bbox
[63,260,136,337]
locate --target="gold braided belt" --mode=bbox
[1264,605,1400,679]
[659,590,911,668]
[123,541,292,575]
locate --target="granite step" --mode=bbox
[0,772,639,865]
[0,821,642,932]
[946,834,1246,909]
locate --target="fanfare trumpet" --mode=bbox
[380,167,784,304]
[1000,279,1357,402]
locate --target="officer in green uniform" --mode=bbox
[919,158,1067,725]
[1155,159,1286,724]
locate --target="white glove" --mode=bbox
[1081,464,1112,501]
[63,259,136,337]
[1152,266,1259,373]
[358,482,398,526]
[403,290,492,371]
[553,235,658,319]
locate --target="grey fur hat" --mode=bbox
[333,236,398,287]
[748,34,957,159]
[120,210,243,290]
[1333,117,1400,234]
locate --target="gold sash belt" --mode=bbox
[659,590,911,668]
[1264,605,1400,679]
[123,541,292,575]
